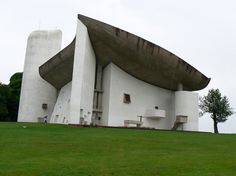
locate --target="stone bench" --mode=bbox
[38,116,47,123]
[124,120,143,127]
[38,117,45,123]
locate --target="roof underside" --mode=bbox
[39,14,210,91]
[39,39,75,89]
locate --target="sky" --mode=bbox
[0,0,236,133]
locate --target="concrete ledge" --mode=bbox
[124,120,143,127]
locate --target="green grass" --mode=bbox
[0,122,236,176]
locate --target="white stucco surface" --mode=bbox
[18,30,62,122]
[101,64,112,126]
[175,91,199,131]
[50,82,72,124]
[18,25,200,131]
[102,63,175,129]
[69,19,96,124]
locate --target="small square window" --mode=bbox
[42,103,47,109]
[123,93,131,104]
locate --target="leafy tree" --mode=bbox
[0,72,22,121]
[199,89,234,133]
[0,83,9,120]
[7,73,23,121]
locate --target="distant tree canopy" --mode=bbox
[0,83,9,118]
[0,72,22,121]
[199,88,234,133]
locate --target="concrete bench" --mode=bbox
[124,120,143,127]
[172,115,188,130]
[38,116,47,123]
[38,117,45,123]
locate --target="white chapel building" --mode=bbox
[18,14,210,131]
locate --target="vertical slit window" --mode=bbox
[123,93,131,104]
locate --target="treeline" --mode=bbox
[0,72,22,121]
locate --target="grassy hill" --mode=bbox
[0,122,236,176]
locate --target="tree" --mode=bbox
[199,89,234,133]
[7,72,23,121]
[0,83,9,120]
[0,72,23,121]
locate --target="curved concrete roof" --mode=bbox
[39,39,75,89]
[39,14,210,91]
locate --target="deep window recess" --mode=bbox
[123,93,131,104]
[42,103,47,109]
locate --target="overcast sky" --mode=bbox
[1,0,236,133]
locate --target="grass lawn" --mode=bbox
[0,122,236,176]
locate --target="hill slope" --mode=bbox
[0,122,236,176]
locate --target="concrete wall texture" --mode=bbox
[103,63,176,129]
[50,82,72,124]
[70,19,96,124]
[175,91,199,131]
[18,30,62,122]
[18,18,202,131]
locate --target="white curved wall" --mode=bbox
[102,63,175,129]
[70,19,96,124]
[175,91,199,131]
[50,82,71,124]
[18,30,62,122]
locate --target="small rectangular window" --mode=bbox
[42,103,47,109]
[123,93,131,104]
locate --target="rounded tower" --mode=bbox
[174,91,199,131]
[18,30,62,122]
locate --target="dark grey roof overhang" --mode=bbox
[39,39,75,89]
[39,14,210,91]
